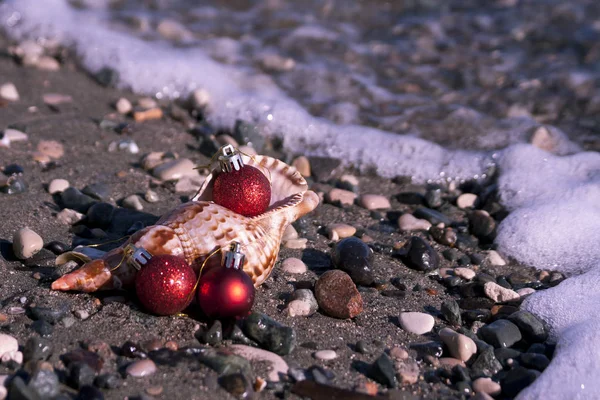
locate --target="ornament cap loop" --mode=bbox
[224,241,245,270]
[125,244,153,270]
[218,144,244,173]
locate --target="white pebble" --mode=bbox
[473,377,502,396]
[137,97,158,109]
[456,193,478,209]
[439,328,477,362]
[358,194,391,210]
[398,213,431,231]
[284,238,308,249]
[56,209,84,225]
[454,267,476,280]
[286,300,312,317]
[292,156,311,178]
[0,83,19,102]
[48,179,70,194]
[36,56,60,71]
[115,97,132,114]
[313,350,337,360]
[281,258,307,274]
[74,310,89,320]
[282,225,299,241]
[0,334,18,358]
[486,250,506,266]
[152,158,197,181]
[144,190,159,203]
[327,223,356,241]
[122,195,144,211]
[0,129,28,147]
[191,88,210,109]
[325,188,356,206]
[484,282,520,303]
[126,359,157,377]
[517,287,536,298]
[398,312,435,335]
[12,228,43,260]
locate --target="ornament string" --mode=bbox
[61,235,132,271]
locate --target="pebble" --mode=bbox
[281,258,307,274]
[479,319,522,348]
[314,270,363,319]
[144,190,159,203]
[395,236,440,272]
[122,194,144,211]
[441,299,462,326]
[314,350,337,360]
[454,267,476,280]
[331,237,374,286]
[398,312,434,335]
[126,359,157,377]
[60,188,98,213]
[438,357,465,368]
[48,178,69,194]
[115,98,132,114]
[0,129,28,147]
[516,287,536,297]
[519,353,550,371]
[29,367,60,398]
[484,282,520,303]
[133,107,163,122]
[12,227,43,259]
[0,83,19,101]
[471,347,503,378]
[358,194,391,210]
[197,320,222,346]
[501,367,539,398]
[338,174,359,191]
[57,208,84,225]
[398,213,431,231]
[228,344,289,382]
[507,310,548,342]
[287,289,318,317]
[284,238,308,249]
[368,353,397,388]
[325,188,357,206]
[292,156,311,177]
[472,377,501,396]
[74,310,89,320]
[282,225,299,241]
[218,373,253,398]
[457,193,478,209]
[486,250,506,266]
[152,158,196,181]
[0,334,18,358]
[326,223,356,241]
[396,360,420,384]
[413,207,452,225]
[439,328,477,361]
[190,88,210,109]
[36,56,60,71]
[242,313,296,355]
[43,93,72,106]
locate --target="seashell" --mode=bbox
[51,155,319,292]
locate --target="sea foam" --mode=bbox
[2,1,600,399]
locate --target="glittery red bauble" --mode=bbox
[135,255,197,316]
[197,267,255,319]
[213,166,271,217]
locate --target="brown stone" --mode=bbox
[133,107,163,122]
[314,270,363,319]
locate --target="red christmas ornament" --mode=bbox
[197,242,255,319]
[132,250,197,316]
[212,145,271,217]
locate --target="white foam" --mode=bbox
[2,1,600,399]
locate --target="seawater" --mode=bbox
[1,1,600,398]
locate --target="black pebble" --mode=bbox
[3,164,24,176]
[75,385,104,400]
[68,362,96,389]
[94,373,123,389]
[0,176,27,194]
[23,336,53,363]
[44,241,71,255]
[197,320,223,346]
[355,340,371,354]
[331,237,375,286]
[120,341,146,358]
[31,320,53,337]
[441,299,462,326]
[367,353,397,388]
[501,367,539,398]
[394,236,440,272]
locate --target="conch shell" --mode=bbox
[51,155,319,292]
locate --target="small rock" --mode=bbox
[29,367,60,398]
[0,83,19,101]
[519,353,550,371]
[115,98,132,114]
[144,190,159,203]
[242,313,296,355]
[259,53,295,72]
[472,377,501,396]
[355,340,372,354]
[413,207,451,225]
[190,88,210,109]
[486,250,506,266]
[60,187,97,213]
[36,56,60,71]
[471,347,503,378]
[425,187,443,208]
[122,194,144,211]
[439,328,477,362]
[23,336,52,362]
[410,341,443,359]
[0,334,18,358]
[478,319,522,348]
[389,346,409,360]
[56,208,84,225]
[152,158,196,181]
[457,193,478,209]
[282,225,299,241]
[326,223,356,241]
[314,350,337,360]
[73,310,89,320]
[133,107,163,122]
[8,377,38,400]
[398,312,434,335]
[218,373,253,399]
[281,258,307,274]
[358,194,391,210]
[516,287,536,297]
[43,93,72,106]
[396,360,420,384]
[438,357,466,368]
[338,175,359,191]
[507,310,548,342]
[325,188,357,206]
[398,214,431,232]
[197,320,223,346]
[368,353,397,388]
[469,210,496,237]
[314,270,363,319]
[68,362,96,389]
[454,267,476,280]
[483,282,520,303]
[284,238,308,249]
[331,237,374,286]
[287,289,318,317]
[394,236,440,272]
[126,359,157,377]
[13,227,44,259]
[292,156,311,177]
[48,179,69,194]
[501,367,539,398]
[0,129,28,147]
[441,300,462,326]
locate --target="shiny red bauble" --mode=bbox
[213,166,271,217]
[135,255,197,316]
[197,267,255,319]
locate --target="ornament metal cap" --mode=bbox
[224,242,245,270]
[218,144,244,173]
[124,244,153,270]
